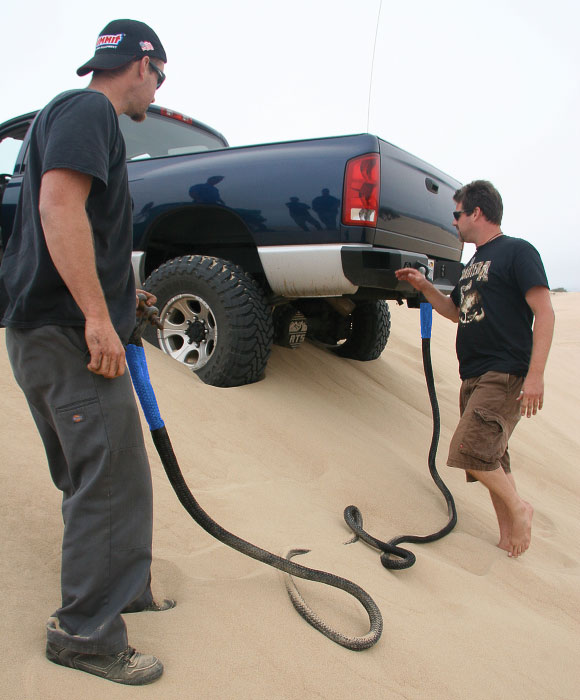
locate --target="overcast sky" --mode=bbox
[2,0,579,290]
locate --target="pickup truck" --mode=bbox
[0,104,463,387]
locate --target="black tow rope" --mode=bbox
[126,301,383,651]
[126,298,455,649]
[344,303,457,569]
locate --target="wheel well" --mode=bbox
[141,206,265,282]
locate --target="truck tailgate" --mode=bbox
[373,139,462,262]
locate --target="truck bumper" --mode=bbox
[257,243,462,299]
[132,251,146,287]
[341,245,463,296]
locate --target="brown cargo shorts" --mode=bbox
[447,371,524,482]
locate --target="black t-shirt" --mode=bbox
[450,235,549,379]
[0,89,136,343]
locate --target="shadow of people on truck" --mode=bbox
[285,196,322,232]
[189,175,226,205]
[189,175,269,232]
[311,188,340,230]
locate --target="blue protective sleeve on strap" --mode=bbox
[126,344,165,431]
[420,302,433,339]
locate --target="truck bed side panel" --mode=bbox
[128,134,381,251]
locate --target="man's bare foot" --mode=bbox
[498,500,532,551]
[491,508,512,552]
[508,502,534,558]
[497,521,512,552]
[495,511,513,552]
[497,537,511,553]
[496,513,512,552]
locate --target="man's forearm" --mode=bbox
[418,282,460,322]
[519,289,554,416]
[40,204,110,322]
[39,168,126,378]
[39,169,111,323]
[525,287,555,379]
[394,268,459,322]
[527,305,555,379]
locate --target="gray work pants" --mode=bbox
[6,325,153,654]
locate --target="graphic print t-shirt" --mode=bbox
[450,235,549,380]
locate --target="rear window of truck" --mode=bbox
[120,112,226,161]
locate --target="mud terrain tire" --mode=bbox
[333,300,391,361]
[143,255,273,387]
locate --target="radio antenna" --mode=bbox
[367,0,383,133]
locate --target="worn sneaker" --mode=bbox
[46,642,163,685]
[123,598,176,613]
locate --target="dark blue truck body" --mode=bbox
[0,104,463,386]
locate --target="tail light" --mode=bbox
[159,107,194,125]
[342,153,380,227]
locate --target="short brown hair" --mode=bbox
[454,180,503,225]
[91,61,135,80]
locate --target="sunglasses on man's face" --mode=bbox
[148,61,166,89]
[453,210,471,221]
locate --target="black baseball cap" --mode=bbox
[77,19,167,76]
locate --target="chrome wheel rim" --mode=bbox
[157,293,217,370]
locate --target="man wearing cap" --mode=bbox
[0,20,171,685]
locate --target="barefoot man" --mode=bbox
[396,180,554,558]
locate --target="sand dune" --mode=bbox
[1,293,578,699]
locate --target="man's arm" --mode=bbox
[39,168,126,379]
[394,268,459,322]
[519,285,555,417]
